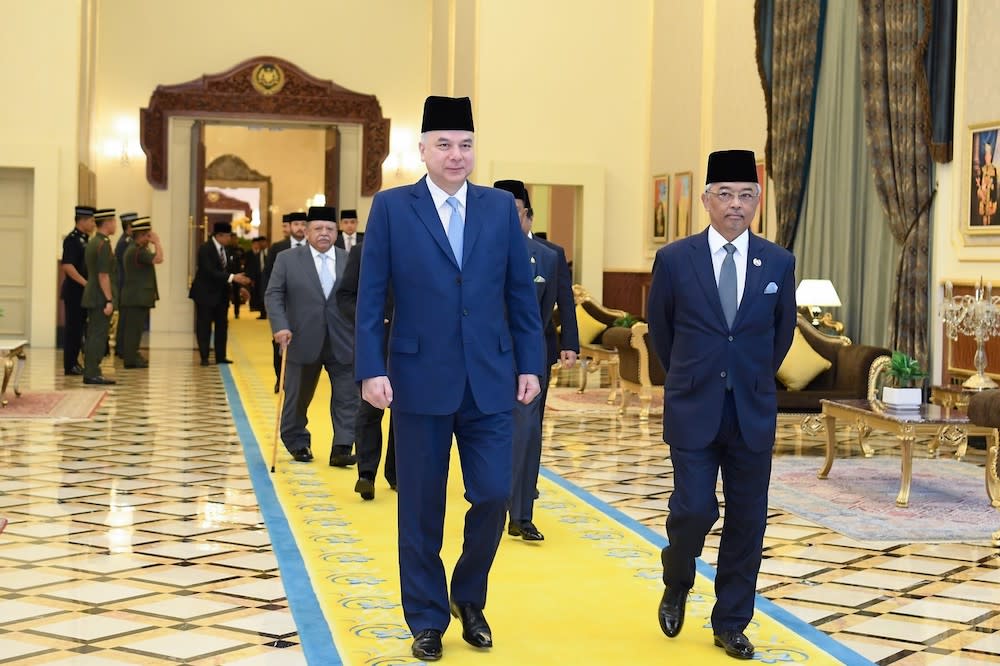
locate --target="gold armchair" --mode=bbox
[602,322,665,421]
[549,285,623,402]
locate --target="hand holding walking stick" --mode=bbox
[270,341,289,473]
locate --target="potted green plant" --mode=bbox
[882,351,926,408]
[612,313,639,328]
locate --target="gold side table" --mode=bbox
[0,339,28,407]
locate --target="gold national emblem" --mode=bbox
[251,63,285,96]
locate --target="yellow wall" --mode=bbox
[0,0,84,345]
[476,0,653,284]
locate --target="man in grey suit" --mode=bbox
[494,180,558,542]
[265,206,359,467]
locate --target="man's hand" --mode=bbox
[362,376,393,409]
[273,329,292,348]
[233,273,252,286]
[103,302,113,316]
[560,350,578,369]
[516,373,541,405]
[149,231,161,245]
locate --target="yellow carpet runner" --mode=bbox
[224,317,867,665]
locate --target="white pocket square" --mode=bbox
[534,275,546,283]
[764,282,778,294]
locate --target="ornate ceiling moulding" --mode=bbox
[140,56,390,195]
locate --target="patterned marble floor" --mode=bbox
[0,346,997,665]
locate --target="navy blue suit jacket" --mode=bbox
[355,177,544,416]
[534,236,579,364]
[646,229,796,452]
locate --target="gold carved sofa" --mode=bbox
[550,285,624,402]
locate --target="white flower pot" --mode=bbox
[882,386,922,407]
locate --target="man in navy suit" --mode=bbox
[646,150,796,660]
[494,179,557,542]
[356,96,544,662]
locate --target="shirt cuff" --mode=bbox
[227,274,234,284]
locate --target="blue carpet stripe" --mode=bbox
[539,467,874,666]
[220,367,342,665]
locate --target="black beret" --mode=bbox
[75,205,96,217]
[212,222,232,234]
[307,206,337,222]
[706,150,758,185]
[493,179,526,202]
[421,96,474,133]
[340,209,358,220]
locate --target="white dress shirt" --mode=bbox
[308,244,336,288]
[342,233,356,252]
[425,177,468,234]
[707,226,749,307]
[212,237,234,283]
[290,239,307,249]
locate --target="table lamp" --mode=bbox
[795,279,843,332]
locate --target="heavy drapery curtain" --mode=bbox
[858,0,934,363]
[755,0,827,250]
[794,0,898,349]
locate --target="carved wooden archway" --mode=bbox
[140,56,390,195]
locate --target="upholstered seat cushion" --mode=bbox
[968,390,1000,428]
[576,304,608,345]
[777,328,833,391]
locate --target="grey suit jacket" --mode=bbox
[265,244,354,366]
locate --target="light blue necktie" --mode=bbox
[445,196,464,267]
[719,243,737,329]
[319,253,333,298]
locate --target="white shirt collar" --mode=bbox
[290,238,306,248]
[212,237,226,253]
[308,244,335,261]
[707,225,749,256]
[425,176,468,212]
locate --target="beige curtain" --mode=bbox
[858,0,934,362]
[760,0,826,249]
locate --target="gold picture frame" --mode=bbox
[967,122,1000,234]
[652,174,669,244]
[671,171,693,241]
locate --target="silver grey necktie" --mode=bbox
[719,243,737,328]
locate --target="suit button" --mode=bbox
[463,309,469,316]
[728,336,734,342]
[720,371,727,378]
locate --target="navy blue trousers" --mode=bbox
[392,383,512,634]
[661,390,772,632]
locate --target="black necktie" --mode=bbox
[219,245,227,268]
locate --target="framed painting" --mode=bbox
[968,123,1000,233]
[750,160,767,236]
[671,171,693,240]
[652,174,669,243]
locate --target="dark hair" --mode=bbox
[526,208,534,220]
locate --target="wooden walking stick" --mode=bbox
[270,343,288,473]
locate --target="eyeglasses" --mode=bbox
[705,191,759,204]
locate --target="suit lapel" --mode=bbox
[410,177,460,268]
[688,229,728,329]
[734,233,765,329]
[296,245,325,300]
[463,183,484,264]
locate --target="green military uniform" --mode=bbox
[119,219,158,367]
[82,215,118,381]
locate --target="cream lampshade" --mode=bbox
[795,279,842,329]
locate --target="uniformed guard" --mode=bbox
[82,208,118,385]
[61,205,95,375]
[119,216,163,368]
[114,212,138,355]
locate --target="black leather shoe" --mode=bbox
[329,453,357,467]
[83,375,116,385]
[450,601,492,648]
[200,359,210,367]
[658,586,688,638]
[290,448,313,463]
[355,477,375,500]
[124,361,149,369]
[216,358,234,364]
[257,314,267,320]
[713,630,754,660]
[411,629,442,661]
[508,521,544,541]
[65,366,84,376]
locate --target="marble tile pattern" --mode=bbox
[0,349,997,665]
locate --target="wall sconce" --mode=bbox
[795,279,843,333]
[102,115,142,166]
[383,128,421,177]
[306,193,326,209]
